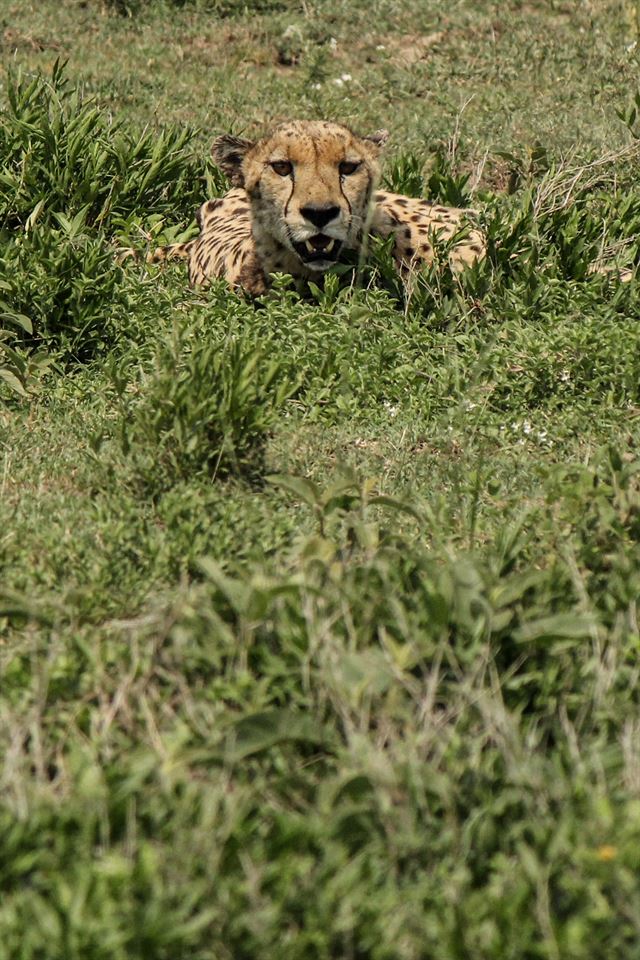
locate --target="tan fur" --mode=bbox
[149,120,485,294]
[370,191,484,274]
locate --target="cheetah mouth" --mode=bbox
[292,234,343,266]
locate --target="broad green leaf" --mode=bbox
[225,709,327,761]
[369,495,423,521]
[267,473,321,508]
[0,368,27,396]
[0,309,32,333]
[514,612,597,642]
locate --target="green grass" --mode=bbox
[3,3,640,957]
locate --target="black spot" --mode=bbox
[411,214,422,222]
[395,198,409,206]
[404,228,411,238]
[405,246,415,258]
[470,244,483,254]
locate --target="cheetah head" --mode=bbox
[212,120,388,272]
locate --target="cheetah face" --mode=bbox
[212,121,388,272]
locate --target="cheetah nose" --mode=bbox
[300,204,340,229]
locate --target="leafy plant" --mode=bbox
[0,62,206,234]
[382,152,426,197]
[423,147,473,206]
[382,148,473,206]
[0,225,128,361]
[109,319,299,491]
[0,308,35,397]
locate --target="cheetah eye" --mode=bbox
[339,160,361,177]
[270,160,293,177]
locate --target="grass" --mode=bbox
[3,1,640,957]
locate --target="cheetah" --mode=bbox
[150,120,485,296]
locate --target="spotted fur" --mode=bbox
[149,120,484,294]
[369,192,484,274]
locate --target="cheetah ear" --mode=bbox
[211,134,254,185]
[363,129,389,149]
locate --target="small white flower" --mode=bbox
[340,73,352,82]
[311,82,322,90]
[559,369,571,382]
[376,44,386,50]
[522,421,532,435]
[329,37,338,51]
[333,77,344,86]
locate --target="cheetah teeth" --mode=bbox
[305,239,335,253]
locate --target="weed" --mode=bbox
[108,318,299,492]
[1,226,128,361]
[0,63,205,235]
